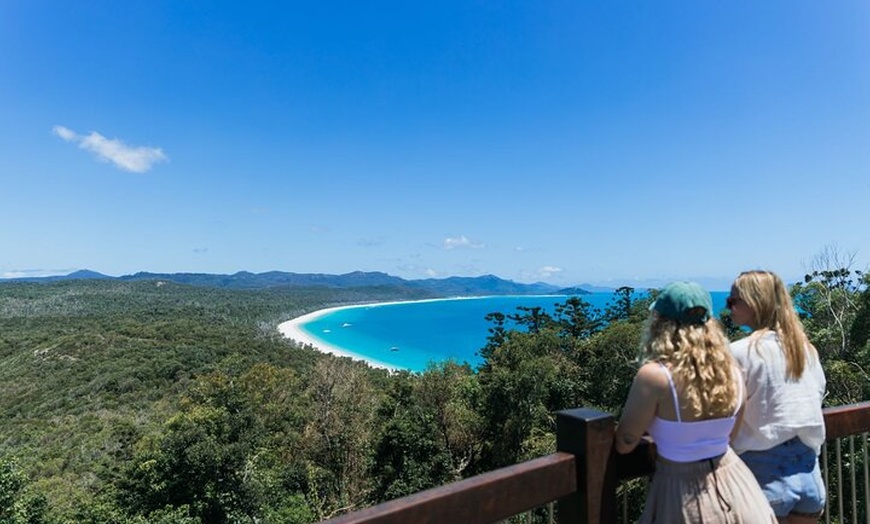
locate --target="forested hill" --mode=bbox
[0,269,866,523]
[9,269,580,296]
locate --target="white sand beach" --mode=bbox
[278,296,510,372]
[278,304,401,371]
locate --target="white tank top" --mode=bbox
[647,364,742,462]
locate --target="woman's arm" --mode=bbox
[729,363,749,445]
[615,363,664,454]
[730,405,745,444]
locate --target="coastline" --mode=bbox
[278,303,402,371]
[277,295,577,372]
[276,297,509,371]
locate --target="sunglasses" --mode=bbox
[725,296,742,309]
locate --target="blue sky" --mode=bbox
[1,2,868,290]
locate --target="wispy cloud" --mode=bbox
[1,268,74,279]
[443,235,485,250]
[53,125,168,173]
[538,265,563,278]
[517,265,564,282]
[357,237,384,247]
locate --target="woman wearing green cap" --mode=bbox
[615,281,775,523]
[727,270,826,523]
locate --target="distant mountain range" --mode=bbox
[3,269,614,296]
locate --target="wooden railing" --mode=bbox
[319,402,870,524]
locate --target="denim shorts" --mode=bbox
[739,437,826,518]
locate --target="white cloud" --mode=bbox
[443,235,485,250]
[538,265,563,278]
[53,126,76,141]
[53,125,168,173]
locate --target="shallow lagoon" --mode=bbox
[298,292,729,372]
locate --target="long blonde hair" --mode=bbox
[640,315,738,419]
[732,270,816,379]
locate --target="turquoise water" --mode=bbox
[299,292,729,372]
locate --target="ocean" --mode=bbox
[297,292,730,372]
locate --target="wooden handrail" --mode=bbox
[317,402,870,524]
[319,453,576,524]
[822,400,870,439]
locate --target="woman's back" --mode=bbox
[648,363,742,462]
[615,281,777,524]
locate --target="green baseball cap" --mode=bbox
[650,281,712,325]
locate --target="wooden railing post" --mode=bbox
[556,408,617,524]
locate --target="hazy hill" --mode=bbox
[10,269,569,296]
[8,269,113,282]
[410,274,559,296]
[555,286,594,295]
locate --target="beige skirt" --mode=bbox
[638,448,777,524]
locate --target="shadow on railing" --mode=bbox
[318,402,870,524]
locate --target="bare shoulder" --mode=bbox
[634,362,668,390]
[616,362,668,454]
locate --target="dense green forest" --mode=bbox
[0,267,868,523]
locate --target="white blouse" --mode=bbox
[730,331,827,455]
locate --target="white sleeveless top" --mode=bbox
[647,364,743,462]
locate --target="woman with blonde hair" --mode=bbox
[728,270,827,523]
[616,281,775,523]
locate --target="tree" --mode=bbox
[849,274,870,351]
[302,358,379,520]
[506,306,553,334]
[370,371,449,501]
[603,286,636,323]
[475,296,641,469]
[369,363,482,501]
[118,364,309,523]
[476,329,581,469]
[414,361,482,479]
[792,246,864,356]
[0,458,49,524]
[554,296,603,339]
[790,246,869,404]
[574,320,644,412]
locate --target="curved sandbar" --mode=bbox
[278,297,496,372]
[278,303,403,371]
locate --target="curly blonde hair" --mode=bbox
[640,316,738,419]
[732,269,816,379]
